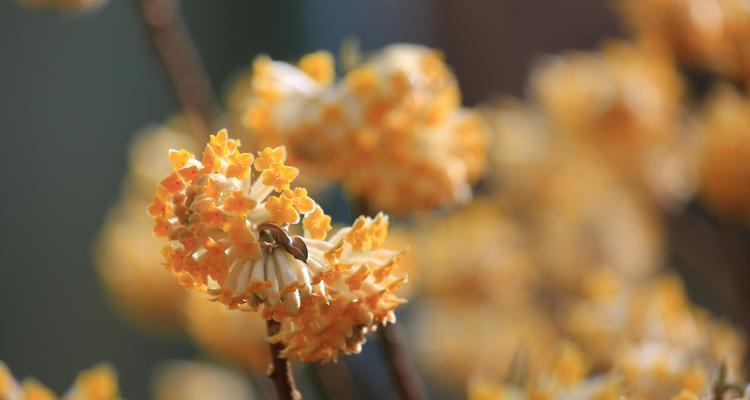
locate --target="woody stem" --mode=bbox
[131,0,220,133]
[266,319,302,400]
[354,196,426,400]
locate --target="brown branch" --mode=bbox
[266,319,302,400]
[353,196,426,400]
[378,324,427,400]
[131,0,220,132]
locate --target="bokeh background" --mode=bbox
[3,0,716,399]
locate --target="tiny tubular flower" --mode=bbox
[148,130,407,334]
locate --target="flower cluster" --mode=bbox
[616,0,750,82]
[148,129,406,361]
[696,85,750,220]
[526,40,694,207]
[234,44,487,214]
[404,197,742,391]
[0,362,120,400]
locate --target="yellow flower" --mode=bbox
[265,194,300,225]
[302,206,332,240]
[0,363,120,400]
[153,361,254,400]
[148,130,407,336]
[697,86,750,220]
[528,40,692,206]
[298,51,335,86]
[261,162,299,192]
[615,0,750,81]
[22,380,56,400]
[65,364,120,400]
[233,44,488,214]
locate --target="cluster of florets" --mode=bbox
[148,130,407,361]
[234,44,486,214]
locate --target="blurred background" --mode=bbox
[3,0,748,399]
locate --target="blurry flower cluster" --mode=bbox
[616,0,750,82]
[230,44,487,214]
[0,362,120,400]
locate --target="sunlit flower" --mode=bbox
[696,85,750,220]
[404,200,535,304]
[183,292,269,371]
[64,364,120,400]
[234,44,487,214]
[0,362,120,400]
[153,361,255,400]
[615,0,750,81]
[529,41,694,207]
[484,102,665,288]
[149,130,407,360]
[410,299,561,387]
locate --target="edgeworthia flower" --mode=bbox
[237,44,487,214]
[148,130,407,360]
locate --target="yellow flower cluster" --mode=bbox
[616,0,750,82]
[404,198,743,392]
[696,86,750,220]
[468,339,748,399]
[152,361,254,400]
[526,41,695,207]
[0,362,120,400]
[148,129,407,361]
[234,44,487,214]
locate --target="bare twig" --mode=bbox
[378,324,427,400]
[131,0,220,132]
[354,197,426,400]
[266,319,302,400]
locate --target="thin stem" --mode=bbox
[354,196,426,400]
[266,319,302,400]
[378,324,427,400]
[131,0,220,132]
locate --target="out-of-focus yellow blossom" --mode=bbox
[20,0,106,11]
[529,41,695,207]
[616,0,750,82]
[153,361,255,400]
[411,299,561,386]
[696,85,750,220]
[63,364,120,400]
[183,292,269,371]
[95,123,199,332]
[149,130,407,361]
[405,200,535,304]
[0,362,120,400]
[233,44,487,214]
[485,102,665,288]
